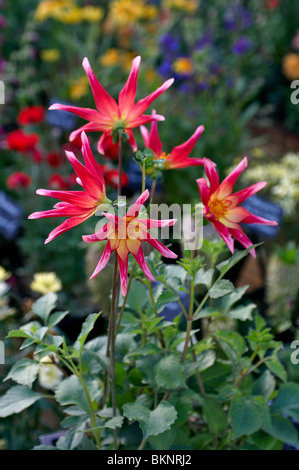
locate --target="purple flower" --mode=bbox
[224,5,253,31]
[195,32,213,50]
[160,34,180,55]
[232,36,253,55]
[158,60,173,78]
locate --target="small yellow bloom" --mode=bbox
[40,49,61,62]
[81,6,104,23]
[0,266,10,282]
[34,0,73,22]
[99,48,121,67]
[163,0,198,13]
[121,51,139,71]
[173,57,193,75]
[282,53,299,80]
[144,67,158,83]
[57,6,82,24]
[31,272,62,295]
[70,75,89,100]
[108,0,158,27]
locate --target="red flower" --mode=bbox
[97,132,119,160]
[7,172,32,189]
[49,56,174,151]
[29,131,109,244]
[83,190,177,295]
[197,157,278,257]
[47,152,64,168]
[17,106,45,126]
[48,174,69,190]
[105,169,129,189]
[265,0,280,10]
[6,129,39,153]
[140,111,205,169]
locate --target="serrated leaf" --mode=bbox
[271,383,299,421]
[4,359,40,388]
[210,279,236,299]
[32,293,57,324]
[215,330,247,358]
[73,313,101,353]
[216,244,263,276]
[154,355,186,390]
[55,376,99,414]
[123,401,177,438]
[252,370,276,400]
[48,311,69,328]
[89,416,124,431]
[266,359,287,383]
[229,396,264,439]
[194,268,214,289]
[263,414,299,447]
[0,386,43,417]
[203,397,227,434]
[228,303,256,321]
[155,290,179,313]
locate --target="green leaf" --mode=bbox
[32,293,57,324]
[229,396,264,439]
[7,329,33,339]
[126,343,162,358]
[154,355,186,390]
[263,414,299,447]
[125,280,148,314]
[202,397,227,434]
[73,312,101,353]
[228,304,256,322]
[194,268,214,289]
[215,330,247,358]
[89,416,124,431]
[216,244,263,276]
[48,311,69,328]
[155,290,179,313]
[123,401,177,438]
[252,371,276,400]
[266,359,287,383]
[4,359,40,388]
[0,386,43,417]
[210,279,236,299]
[55,376,100,414]
[271,383,299,421]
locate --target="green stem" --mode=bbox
[109,252,119,450]
[115,260,137,336]
[148,282,166,349]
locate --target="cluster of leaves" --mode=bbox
[1,242,299,450]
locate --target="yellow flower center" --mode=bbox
[208,198,229,220]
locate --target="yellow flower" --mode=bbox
[34,0,73,22]
[0,266,10,282]
[144,67,158,83]
[173,57,193,75]
[163,0,198,13]
[99,48,121,67]
[31,272,62,295]
[282,53,299,80]
[56,6,82,24]
[81,6,104,23]
[40,49,61,62]
[69,75,89,100]
[108,0,158,27]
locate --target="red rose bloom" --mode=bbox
[7,172,32,189]
[17,106,45,126]
[6,129,39,153]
